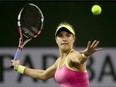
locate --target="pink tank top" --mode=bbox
[55,64,89,87]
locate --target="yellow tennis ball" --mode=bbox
[91,5,102,15]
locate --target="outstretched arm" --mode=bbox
[69,40,102,64]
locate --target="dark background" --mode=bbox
[0,1,116,47]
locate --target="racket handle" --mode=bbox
[11,49,22,69]
[13,48,22,60]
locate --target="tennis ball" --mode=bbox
[91,5,102,15]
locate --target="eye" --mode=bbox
[66,33,71,37]
[57,34,63,37]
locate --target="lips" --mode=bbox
[61,43,68,45]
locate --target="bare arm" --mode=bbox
[11,58,60,80]
[24,64,56,80]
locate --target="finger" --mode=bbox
[14,68,17,71]
[90,40,97,48]
[11,60,13,63]
[93,41,100,48]
[87,41,91,49]
[95,48,103,51]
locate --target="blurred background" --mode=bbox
[0,1,116,87]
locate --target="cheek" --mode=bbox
[73,38,75,43]
[70,37,75,43]
[55,38,58,43]
[72,36,76,43]
[56,38,60,44]
[56,41,58,45]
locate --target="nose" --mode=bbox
[62,36,67,40]
[62,36,68,43]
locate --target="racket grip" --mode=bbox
[13,49,22,60]
[11,49,22,69]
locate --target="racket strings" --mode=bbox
[20,4,43,38]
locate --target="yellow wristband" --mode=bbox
[82,53,89,58]
[17,65,26,74]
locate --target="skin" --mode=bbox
[11,30,102,80]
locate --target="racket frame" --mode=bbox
[11,3,44,68]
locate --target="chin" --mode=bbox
[61,47,70,51]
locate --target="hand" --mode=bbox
[11,60,20,71]
[80,40,102,57]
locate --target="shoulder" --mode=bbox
[69,49,80,57]
[68,49,82,63]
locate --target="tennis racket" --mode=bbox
[11,3,44,68]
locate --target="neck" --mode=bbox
[60,49,73,58]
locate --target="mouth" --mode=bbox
[61,43,68,45]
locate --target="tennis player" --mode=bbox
[11,22,102,87]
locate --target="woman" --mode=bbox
[11,22,102,87]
